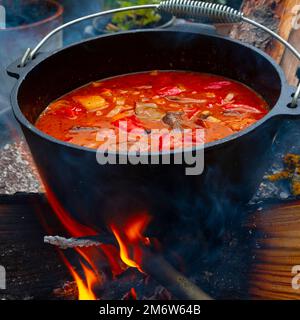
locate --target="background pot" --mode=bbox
[0,0,63,68]
[92,11,175,34]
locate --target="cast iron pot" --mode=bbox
[7,30,300,239]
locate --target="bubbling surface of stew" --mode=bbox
[36,71,268,151]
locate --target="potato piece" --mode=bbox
[112,110,135,122]
[201,110,212,119]
[73,95,108,111]
[206,116,221,123]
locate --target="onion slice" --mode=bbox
[166,97,207,104]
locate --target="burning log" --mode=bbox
[44,234,213,300]
[139,246,213,300]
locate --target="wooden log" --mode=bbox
[247,203,300,300]
[0,195,71,300]
[269,0,299,64]
[281,28,300,85]
[230,0,300,84]
[230,0,281,54]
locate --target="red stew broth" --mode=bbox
[35,71,268,151]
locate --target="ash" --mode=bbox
[0,141,43,194]
[252,120,300,203]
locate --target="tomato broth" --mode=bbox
[35,71,269,151]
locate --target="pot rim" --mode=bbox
[10,29,289,156]
[0,0,63,32]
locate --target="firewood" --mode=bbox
[230,0,300,84]
[247,203,300,300]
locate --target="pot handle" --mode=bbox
[17,0,300,107]
[6,53,48,79]
[273,85,300,117]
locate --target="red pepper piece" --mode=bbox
[54,105,86,119]
[112,115,144,132]
[204,81,232,90]
[157,86,183,97]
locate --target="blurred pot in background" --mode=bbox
[58,0,102,45]
[0,0,63,67]
[85,0,174,37]
[0,0,63,108]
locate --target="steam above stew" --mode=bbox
[35,71,268,151]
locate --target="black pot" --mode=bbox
[7,30,300,239]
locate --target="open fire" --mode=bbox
[44,183,214,300]
[45,185,160,300]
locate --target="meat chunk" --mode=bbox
[162,112,184,130]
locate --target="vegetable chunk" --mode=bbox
[73,95,108,111]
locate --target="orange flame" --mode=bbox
[44,183,152,299]
[72,262,97,300]
[111,213,151,271]
[45,186,97,237]
[43,187,105,299]
[60,252,97,300]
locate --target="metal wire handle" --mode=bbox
[20,0,300,107]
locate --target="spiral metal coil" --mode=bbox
[158,0,244,23]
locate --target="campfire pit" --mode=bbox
[1,1,300,301]
[44,233,212,300]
